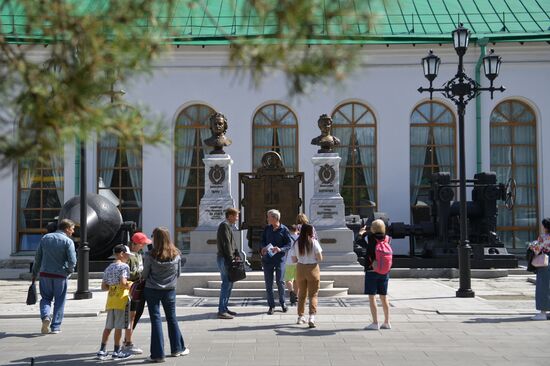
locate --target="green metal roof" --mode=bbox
[1,0,549,45]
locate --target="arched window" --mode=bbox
[97,134,143,227]
[252,103,298,172]
[331,101,377,216]
[490,100,538,250]
[174,104,215,252]
[17,156,64,251]
[410,101,456,210]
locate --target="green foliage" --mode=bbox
[222,0,376,94]
[0,0,378,165]
[0,0,176,166]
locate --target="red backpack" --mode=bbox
[373,235,393,275]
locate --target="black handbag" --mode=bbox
[228,251,246,282]
[130,279,145,301]
[26,281,37,305]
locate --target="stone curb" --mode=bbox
[0,311,101,319]
[436,309,535,315]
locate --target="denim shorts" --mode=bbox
[364,271,389,295]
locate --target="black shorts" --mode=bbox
[364,271,389,295]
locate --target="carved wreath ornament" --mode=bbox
[208,165,225,185]
[318,164,336,184]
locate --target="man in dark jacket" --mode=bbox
[216,208,239,319]
[261,209,292,314]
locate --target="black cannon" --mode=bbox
[56,193,136,260]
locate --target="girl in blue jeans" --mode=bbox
[142,227,189,363]
[530,218,550,320]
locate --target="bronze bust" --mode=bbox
[203,112,232,154]
[311,114,340,153]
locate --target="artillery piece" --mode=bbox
[56,193,136,260]
[349,171,518,268]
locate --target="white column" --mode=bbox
[186,154,240,271]
[309,153,356,268]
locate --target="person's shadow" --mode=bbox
[210,323,364,336]
[10,353,113,365]
[0,332,43,340]
[463,316,533,324]
[274,327,364,337]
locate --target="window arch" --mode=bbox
[252,103,298,172]
[331,101,377,216]
[410,101,457,209]
[174,103,215,252]
[97,133,143,227]
[17,156,64,251]
[490,99,538,250]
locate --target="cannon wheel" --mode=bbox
[505,178,516,210]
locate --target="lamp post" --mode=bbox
[74,139,92,300]
[418,24,505,298]
[74,82,125,300]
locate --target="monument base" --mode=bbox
[184,230,219,271]
[310,196,346,228]
[316,228,357,266]
[197,197,235,230]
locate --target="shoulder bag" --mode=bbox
[26,280,37,305]
[130,279,145,301]
[228,251,246,282]
[531,252,549,268]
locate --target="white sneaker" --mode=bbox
[171,348,190,357]
[111,350,132,360]
[95,350,108,360]
[380,322,392,329]
[366,322,380,330]
[531,312,547,320]
[308,315,316,328]
[41,318,51,334]
[124,344,143,354]
[296,316,306,324]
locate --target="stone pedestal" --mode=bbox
[185,154,238,271]
[309,153,356,266]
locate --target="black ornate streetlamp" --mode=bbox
[74,139,92,300]
[418,24,505,298]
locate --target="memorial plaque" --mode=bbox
[239,152,304,269]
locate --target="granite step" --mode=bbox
[193,287,349,297]
[206,280,335,289]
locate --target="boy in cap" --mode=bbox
[122,232,151,354]
[95,244,134,360]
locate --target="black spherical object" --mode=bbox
[58,193,122,260]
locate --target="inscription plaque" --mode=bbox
[239,152,304,269]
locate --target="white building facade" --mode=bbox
[1,42,549,262]
[1,2,549,262]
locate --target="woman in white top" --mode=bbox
[291,223,323,328]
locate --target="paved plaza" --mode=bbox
[1,269,550,366]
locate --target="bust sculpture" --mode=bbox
[311,114,340,153]
[203,112,232,154]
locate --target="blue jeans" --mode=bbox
[39,276,68,331]
[144,288,185,359]
[263,260,286,308]
[217,256,234,313]
[536,265,550,311]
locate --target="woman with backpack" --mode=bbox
[355,219,392,330]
